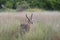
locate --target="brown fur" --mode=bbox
[20,14,33,35]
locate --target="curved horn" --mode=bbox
[30,13,33,20]
[26,14,30,21]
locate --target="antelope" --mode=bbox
[20,14,33,35]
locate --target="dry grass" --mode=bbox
[0,12,60,40]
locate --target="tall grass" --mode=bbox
[26,8,44,12]
[23,22,55,40]
[0,20,60,40]
[0,8,16,12]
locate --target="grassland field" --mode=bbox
[0,11,60,40]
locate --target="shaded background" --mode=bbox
[0,0,60,10]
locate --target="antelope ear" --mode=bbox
[30,14,33,20]
[26,14,30,21]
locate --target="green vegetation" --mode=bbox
[0,20,60,40]
[0,0,60,10]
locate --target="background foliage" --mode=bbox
[0,0,60,10]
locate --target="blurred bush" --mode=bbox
[0,0,60,10]
[16,1,30,11]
